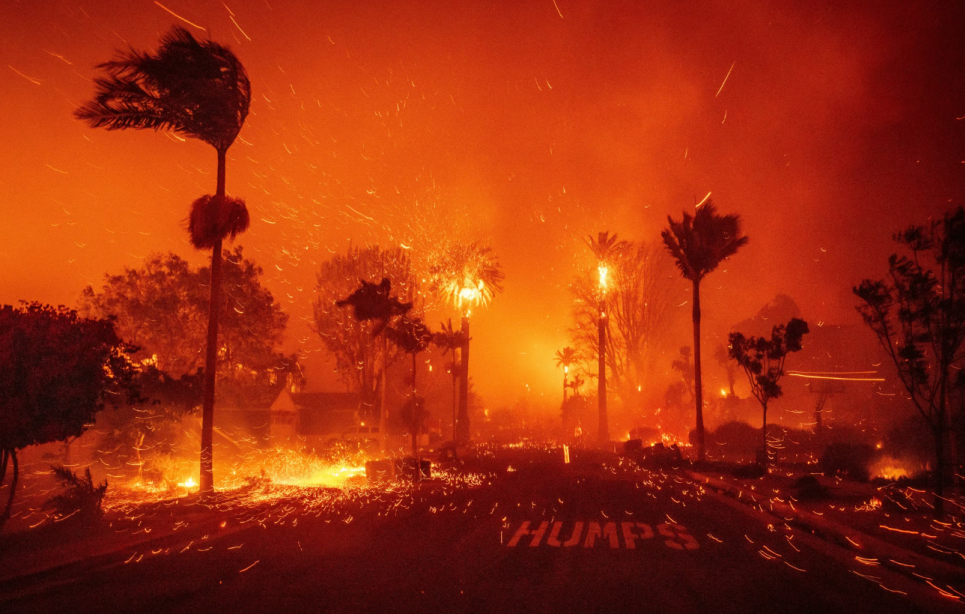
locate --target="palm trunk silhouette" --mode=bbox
[199,149,226,495]
[692,279,705,463]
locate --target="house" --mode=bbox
[269,389,361,447]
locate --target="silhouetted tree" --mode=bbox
[388,314,433,474]
[662,201,749,462]
[428,243,504,443]
[336,275,413,448]
[77,26,252,494]
[855,207,965,517]
[729,318,809,470]
[0,303,138,531]
[433,319,465,444]
[314,246,415,422]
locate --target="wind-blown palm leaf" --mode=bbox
[188,194,250,249]
[75,25,250,152]
[661,201,749,282]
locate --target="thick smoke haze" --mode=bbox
[1,0,963,404]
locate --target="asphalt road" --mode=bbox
[1,449,958,613]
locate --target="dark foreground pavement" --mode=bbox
[2,449,962,614]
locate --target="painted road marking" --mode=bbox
[508,521,699,550]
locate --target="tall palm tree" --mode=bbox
[662,201,748,462]
[585,231,629,444]
[554,347,580,403]
[76,26,251,494]
[428,243,504,443]
[433,319,465,445]
[388,314,433,479]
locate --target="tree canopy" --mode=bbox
[0,303,139,529]
[729,317,809,468]
[854,206,965,516]
[80,248,288,381]
[313,245,416,413]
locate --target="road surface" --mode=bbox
[1,448,959,613]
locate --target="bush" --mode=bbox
[792,474,828,500]
[819,443,874,482]
[44,465,108,523]
[733,463,765,479]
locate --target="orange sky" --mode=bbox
[1,0,963,405]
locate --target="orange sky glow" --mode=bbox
[1,0,963,406]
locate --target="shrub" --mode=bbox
[44,465,108,523]
[792,474,828,500]
[819,443,874,482]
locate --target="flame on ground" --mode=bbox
[870,456,916,480]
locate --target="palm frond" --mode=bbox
[188,194,250,250]
[76,25,250,152]
[662,200,748,282]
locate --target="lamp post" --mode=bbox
[598,263,609,444]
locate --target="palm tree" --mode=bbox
[585,231,629,444]
[76,26,251,494]
[554,347,580,403]
[388,315,433,479]
[428,243,504,443]
[662,201,748,462]
[433,319,465,445]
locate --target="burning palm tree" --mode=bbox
[585,231,629,444]
[76,26,251,493]
[429,243,504,443]
[662,201,748,463]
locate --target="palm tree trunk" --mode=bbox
[692,280,705,463]
[412,350,420,482]
[380,332,387,453]
[0,449,18,531]
[598,298,609,444]
[199,148,227,495]
[458,316,470,444]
